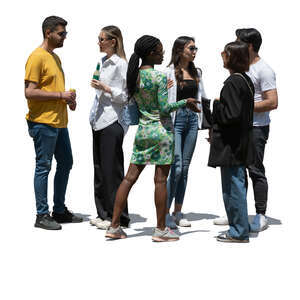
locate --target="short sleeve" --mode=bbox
[260,66,276,92]
[25,54,43,84]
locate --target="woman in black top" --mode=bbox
[165,36,207,228]
[208,41,255,243]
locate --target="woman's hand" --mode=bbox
[206,128,212,143]
[167,79,174,89]
[186,98,201,113]
[91,79,111,94]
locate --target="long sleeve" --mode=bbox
[157,73,186,116]
[213,80,242,126]
[110,60,128,104]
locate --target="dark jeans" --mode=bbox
[221,166,249,240]
[248,125,269,215]
[167,107,198,208]
[27,121,73,215]
[92,122,130,227]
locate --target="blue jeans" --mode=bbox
[221,166,249,240]
[167,107,198,208]
[27,121,73,215]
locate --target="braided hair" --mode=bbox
[127,35,161,99]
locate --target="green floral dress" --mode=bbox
[131,68,187,165]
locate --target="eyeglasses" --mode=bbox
[188,46,198,52]
[57,31,68,38]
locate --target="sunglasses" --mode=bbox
[188,46,198,52]
[98,37,113,42]
[57,31,68,37]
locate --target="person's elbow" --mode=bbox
[272,98,278,110]
[25,88,33,99]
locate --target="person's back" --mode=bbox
[135,68,171,123]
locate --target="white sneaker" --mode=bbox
[213,216,229,225]
[174,212,191,227]
[250,214,268,232]
[90,217,103,226]
[95,220,111,230]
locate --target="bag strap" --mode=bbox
[233,73,254,97]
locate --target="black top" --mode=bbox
[176,80,198,101]
[208,73,255,167]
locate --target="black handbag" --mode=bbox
[201,97,212,129]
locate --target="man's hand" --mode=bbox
[62,91,76,103]
[68,100,77,111]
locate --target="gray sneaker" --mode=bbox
[105,226,127,239]
[165,213,177,229]
[152,227,179,242]
[35,214,62,230]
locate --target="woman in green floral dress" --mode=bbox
[105,35,200,242]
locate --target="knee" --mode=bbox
[57,156,73,171]
[124,172,139,186]
[36,158,52,173]
[173,164,183,181]
[182,163,190,178]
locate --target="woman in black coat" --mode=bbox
[208,41,255,243]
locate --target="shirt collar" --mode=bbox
[102,53,120,65]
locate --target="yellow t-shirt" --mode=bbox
[25,47,68,128]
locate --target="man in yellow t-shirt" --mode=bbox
[25,16,82,230]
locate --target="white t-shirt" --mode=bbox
[246,58,276,126]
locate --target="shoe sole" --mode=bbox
[34,223,62,230]
[250,224,269,233]
[177,223,191,227]
[54,220,83,224]
[105,233,127,239]
[213,221,229,225]
[152,236,179,242]
[216,237,249,243]
[96,224,111,230]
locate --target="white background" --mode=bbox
[1,0,299,299]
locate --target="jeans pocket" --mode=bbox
[28,127,36,138]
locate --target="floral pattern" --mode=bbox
[131,69,186,165]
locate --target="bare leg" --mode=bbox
[154,165,171,230]
[111,163,145,228]
[174,203,182,214]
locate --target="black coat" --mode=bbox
[208,73,255,167]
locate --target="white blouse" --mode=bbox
[89,54,128,133]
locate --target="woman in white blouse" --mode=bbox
[89,25,130,229]
[165,36,207,228]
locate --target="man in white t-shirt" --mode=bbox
[214,28,278,232]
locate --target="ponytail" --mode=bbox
[126,35,161,99]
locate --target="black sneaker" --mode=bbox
[35,214,62,230]
[52,207,83,223]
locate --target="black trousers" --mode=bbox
[92,122,130,227]
[248,125,269,215]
